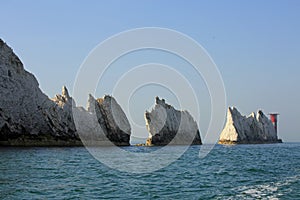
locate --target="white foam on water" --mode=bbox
[228,175,299,199]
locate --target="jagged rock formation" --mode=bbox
[0,39,130,146]
[144,97,202,146]
[76,94,131,146]
[219,107,282,144]
[0,39,79,146]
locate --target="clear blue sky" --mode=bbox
[1,0,299,142]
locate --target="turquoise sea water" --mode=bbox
[0,143,299,199]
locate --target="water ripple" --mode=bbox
[0,143,299,199]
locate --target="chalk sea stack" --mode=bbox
[144,97,202,146]
[79,94,131,146]
[0,39,131,146]
[219,107,282,144]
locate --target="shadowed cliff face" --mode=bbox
[0,39,131,146]
[144,97,202,146]
[219,107,282,144]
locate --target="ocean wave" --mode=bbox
[229,175,299,199]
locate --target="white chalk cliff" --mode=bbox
[78,94,131,146]
[0,39,131,146]
[144,97,202,145]
[219,107,282,144]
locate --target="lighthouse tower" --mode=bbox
[269,113,279,134]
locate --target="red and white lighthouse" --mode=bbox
[269,113,279,134]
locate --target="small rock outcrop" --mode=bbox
[219,107,282,144]
[0,38,130,146]
[144,97,202,146]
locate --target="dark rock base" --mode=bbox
[218,139,283,145]
[0,135,130,147]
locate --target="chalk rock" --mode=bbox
[219,107,282,144]
[81,95,131,146]
[44,86,77,139]
[144,97,202,146]
[0,39,131,146]
[0,39,79,145]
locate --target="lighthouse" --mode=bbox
[269,113,279,134]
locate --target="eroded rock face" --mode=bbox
[0,39,78,146]
[144,97,202,146]
[0,39,131,146]
[45,86,77,139]
[79,95,131,146]
[219,107,282,144]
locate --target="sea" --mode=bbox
[0,143,299,199]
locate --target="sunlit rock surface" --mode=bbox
[219,107,282,144]
[80,95,131,146]
[0,39,130,146]
[144,97,202,146]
